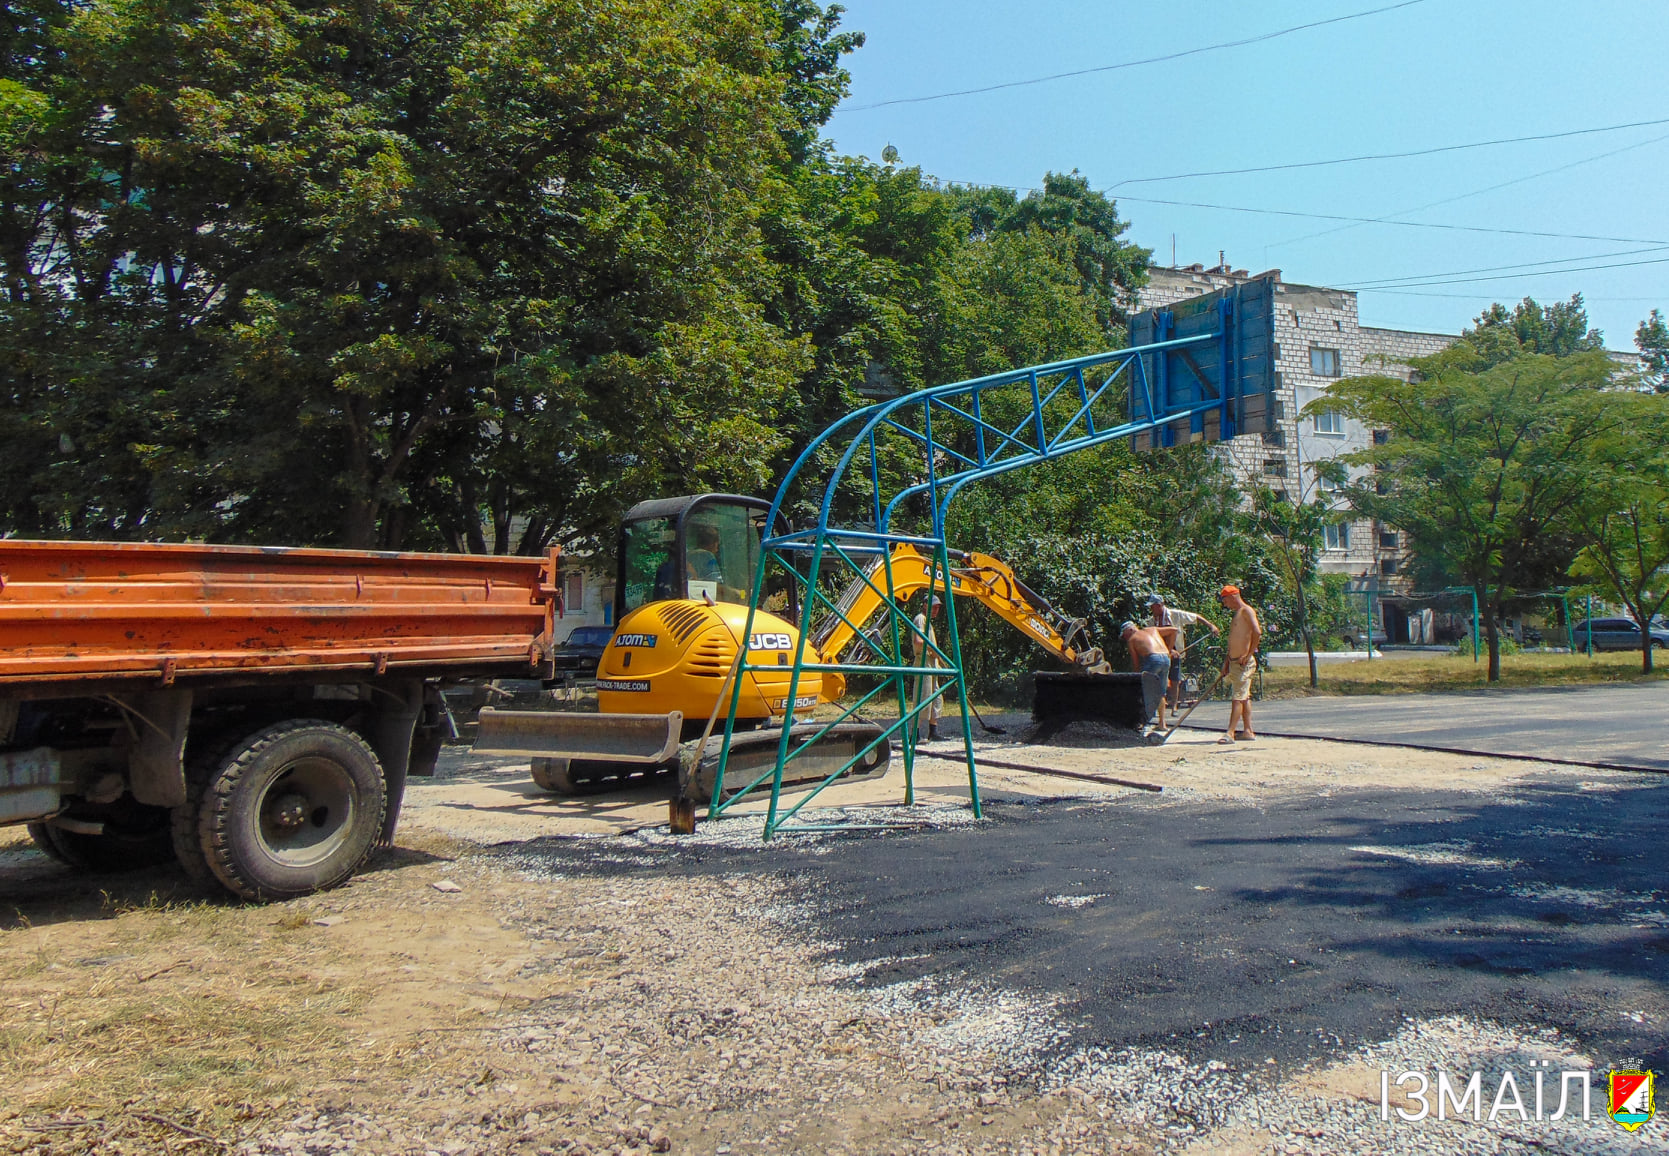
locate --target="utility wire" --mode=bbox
[1267,131,1669,249]
[1341,254,1669,291]
[1111,195,1669,246]
[931,177,1669,245]
[1363,289,1667,302]
[1344,245,1669,289]
[839,0,1428,112]
[1108,115,1669,189]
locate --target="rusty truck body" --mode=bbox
[0,540,561,900]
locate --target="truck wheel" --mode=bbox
[25,799,174,872]
[530,757,579,794]
[26,822,72,864]
[197,720,387,901]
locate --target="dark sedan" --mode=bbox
[1570,618,1669,652]
[550,623,614,676]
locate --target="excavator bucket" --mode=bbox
[474,708,684,764]
[1032,672,1148,731]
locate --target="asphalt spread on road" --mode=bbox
[519,777,1669,1081]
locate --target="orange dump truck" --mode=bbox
[0,540,561,900]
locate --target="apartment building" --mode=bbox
[1136,264,1452,588]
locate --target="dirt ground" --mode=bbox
[0,721,1612,1156]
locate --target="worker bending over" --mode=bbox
[1120,621,1181,731]
[1147,593,1220,712]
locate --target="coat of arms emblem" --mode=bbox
[1607,1070,1655,1132]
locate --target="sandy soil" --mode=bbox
[401,714,1558,847]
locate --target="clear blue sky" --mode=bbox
[822,0,1668,349]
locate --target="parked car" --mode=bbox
[550,623,614,676]
[1340,626,1388,647]
[1569,618,1669,652]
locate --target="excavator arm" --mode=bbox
[810,545,1111,673]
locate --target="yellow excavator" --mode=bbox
[474,494,1108,796]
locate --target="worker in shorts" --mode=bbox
[1147,593,1220,713]
[1120,620,1181,731]
[911,597,944,741]
[1217,585,1262,742]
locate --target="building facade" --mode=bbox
[1136,265,1452,588]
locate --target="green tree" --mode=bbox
[1466,294,1605,362]
[1636,308,1669,394]
[1,0,839,551]
[1251,484,1338,688]
[1567,394,1669,671]
[1319,342,1628,680]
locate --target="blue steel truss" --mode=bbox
[710,278,1275,837]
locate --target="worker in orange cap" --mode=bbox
[1216,585,1262,743]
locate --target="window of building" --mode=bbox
[1372,429,1391,445]
[1310,347,1342,377]
[1380,558,1400,576]
[1379,530,1399,549]
[1263,458,1287,477]
[1261,429,1285,448]
[1375,477,1390,495]
[564,571,584,613]
[1324,523,1350,551]
[1313,409,1344,436]
[1271,489,1289,504]
[1316,471,1342,494]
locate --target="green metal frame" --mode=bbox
[705,284,1275,838]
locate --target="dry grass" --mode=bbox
[0,897,383,1143]
[1260,649,1669,698]
[0,837,501,1154]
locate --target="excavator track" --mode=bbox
[685,720,891,804]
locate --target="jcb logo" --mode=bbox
[749,632,792,651]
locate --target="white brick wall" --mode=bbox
[1136,266,1457,587]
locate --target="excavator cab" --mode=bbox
[614,493,785,617]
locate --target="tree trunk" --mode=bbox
[1297,606,1318,689]
[1644,633,1654,675]
[1484,607,1501,682]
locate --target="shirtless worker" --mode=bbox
[1147,593,1220,713]
[1217,585,1262,743]
[1119,621,1181,731]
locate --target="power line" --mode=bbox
[1111,194,1669,246]
[1266,131,1669,249]
[1362,289,1666,303]
[1345,246,1669,290]
[839,0,1428,113]
[1108,115,1669,189]
[929,175,1669,245]
[1340,254,1669,291]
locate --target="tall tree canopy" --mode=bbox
[1464,294,1605,363]
[1319,341,1628,680]
[2,0,854,550]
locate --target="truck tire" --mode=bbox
[173,730,242,888]
[26,822,72,864]
[530,757,579,794]
[195,720,387,901]
[25,799,174,872]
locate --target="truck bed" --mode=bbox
[0,540,561,687]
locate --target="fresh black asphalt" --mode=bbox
[1181,681,1669,771]
[526,775,1669,1080]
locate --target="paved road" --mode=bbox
[1182,680,1669,770]
[528,776,1669,1150]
